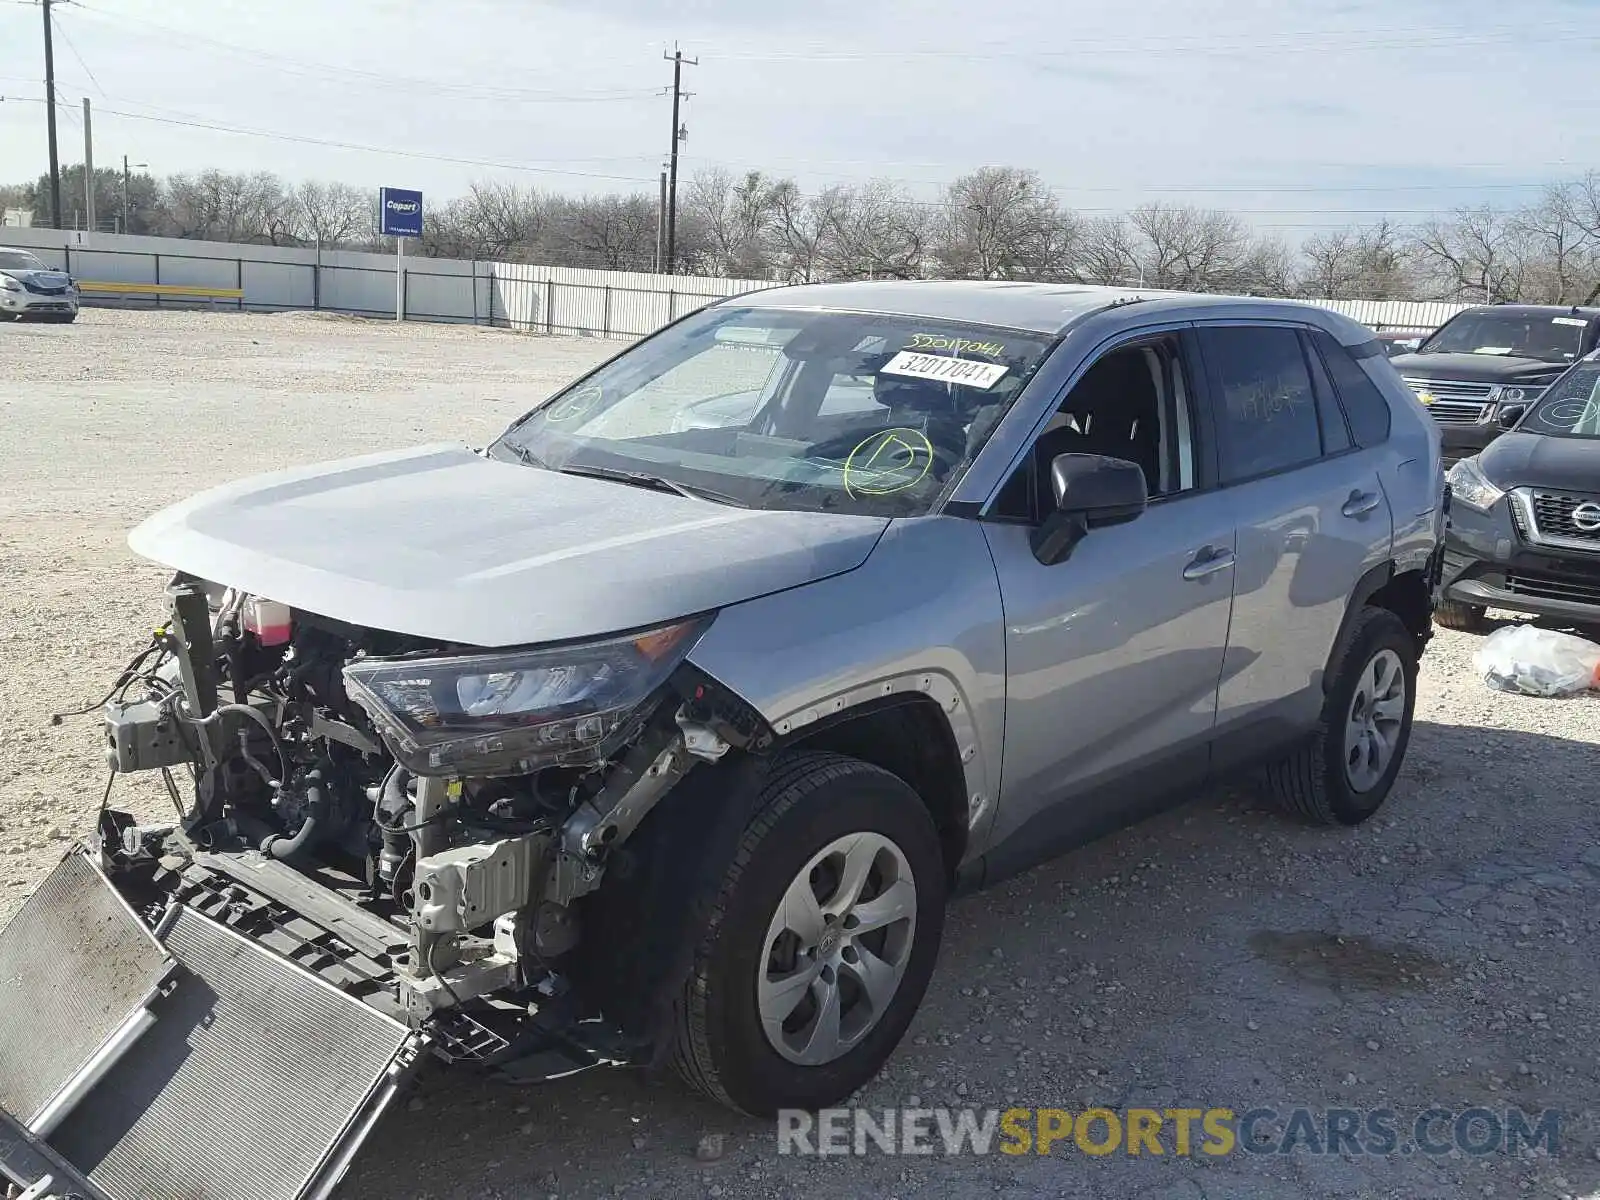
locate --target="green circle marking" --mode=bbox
[546,384,604,424]
[843,427,934,497]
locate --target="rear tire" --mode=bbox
[671,751,945,1116]
[1265,606,1418,826]
[1434,599,1487,632]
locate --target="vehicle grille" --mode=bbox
[1530,491,1600,545]
[1505,572,1600,605]
[23,280,67,295]
[1402,377,1494,425]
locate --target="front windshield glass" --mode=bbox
[1524,363,1600,437]
[0,250,46,271]
[491,305,1055,516]
[1418,311,1591,363]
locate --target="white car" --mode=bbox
[0,246,79,323]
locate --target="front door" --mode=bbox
[979,331,1235,875]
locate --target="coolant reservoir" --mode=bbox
[244,596,293,646]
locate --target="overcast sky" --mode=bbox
[1,0,1596,234]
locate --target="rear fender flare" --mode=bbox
[1323,561,1395,691]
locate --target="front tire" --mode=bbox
[671,751,946,1116]
[1434,598,1487,632]
[1265,607,1418,826]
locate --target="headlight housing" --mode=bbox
[0,277,21,293]
[342,617,708,776]
[1446,457,1505,513]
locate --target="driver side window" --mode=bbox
[991,336,1198,522]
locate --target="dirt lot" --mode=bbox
[3,308,1599,1200]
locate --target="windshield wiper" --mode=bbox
[557,463,748,507]
[493,441,548,469]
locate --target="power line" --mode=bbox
[47,7,104,99]
[705,22,1600,62]
[63,2,658,104]
[0,95,659,183]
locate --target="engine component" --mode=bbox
[412,831,551,935]
[532,901,579,958]
[103,695,188,774]
[373,766,414,887]
[243,596,293,647]
[262,768,328,861]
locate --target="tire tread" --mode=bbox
[1265,605,1413,826]
[669,750,901,1112]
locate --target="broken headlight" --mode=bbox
[342,617,708,776]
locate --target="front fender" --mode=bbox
[686,516,1007,864]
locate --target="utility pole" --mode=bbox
[662,44,696,276]
[122,155,131,233]
[42,0,62,229]
[654,168,667,273]
[82,96,95,233]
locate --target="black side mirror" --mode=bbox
[1497,403,1527,430]
[1030,453,1149,566]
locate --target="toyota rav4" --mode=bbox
[0,282,1443,1200]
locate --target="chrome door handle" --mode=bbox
[1182,548,1235,580]
[1342,490,1382,518]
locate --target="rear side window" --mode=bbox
[1200,326,1323,483]
[1312,330,1393,447]
[1301,333,1354,456]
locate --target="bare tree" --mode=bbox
[935,167,1077,279]
[295,181,374,248]
[821,181,931,280]
[1411,206,1532,303]
[770,181,842,283]
[1077,216,1143,286]
[1511,182,1600,304]
[684,168,787,278]
[556,194,658,271]
[423,181,549,260]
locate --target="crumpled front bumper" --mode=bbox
[0,850,422,1200]
[0,289,78,317]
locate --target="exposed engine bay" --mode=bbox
[92,573,767,1061]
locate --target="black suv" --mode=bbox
[1390,305,1600,463]
[1438,351,1600,630]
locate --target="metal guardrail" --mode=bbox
[81,281,244,300]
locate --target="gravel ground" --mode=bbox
[3,309,1599,1200]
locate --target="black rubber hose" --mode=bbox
[263,769,328,860]
[376,765,414,883]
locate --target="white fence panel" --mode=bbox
[0,224,1485,336]
[243,260,314,309]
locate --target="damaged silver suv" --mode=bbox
[0,282,1443,1200]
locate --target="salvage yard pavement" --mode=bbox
[3,309,1599,1199]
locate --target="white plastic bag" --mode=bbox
[1472,624,1600,697]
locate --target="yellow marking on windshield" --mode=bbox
[843,428,934,497]
[905,333,1006,358]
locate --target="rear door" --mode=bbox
[1193,322,1395,767]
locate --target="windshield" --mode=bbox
[1417,310,1592,363]
[491,305,1055,516]
[0,249,46,271]
[1523,363,1600,438]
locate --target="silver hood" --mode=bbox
[129,443,889,647]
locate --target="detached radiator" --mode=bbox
[0,852,174,1129]
[0,852,422,1200]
